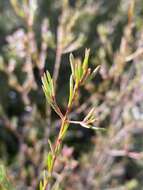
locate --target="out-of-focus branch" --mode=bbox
[125,47,143,62]
[53,24,63,89]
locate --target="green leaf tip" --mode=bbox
[82,48,90,72]
[41,70,55,103]
[69,53,75,77]
[68,75,74,107]
[47,152,53,173]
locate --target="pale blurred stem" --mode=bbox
[53,2,65,90]
[53,25,63,90]
[68,120,82,125]
[45,83,79,189]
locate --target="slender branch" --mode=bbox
[53,24,63,90]
[125,47,143,62]
[40,49,101,189]
[68,120,81,125]
[44,79,80,189]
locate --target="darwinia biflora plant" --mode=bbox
[40,49,103,189]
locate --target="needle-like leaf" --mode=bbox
[68,75,74,107]
[83,108,95,122]
[82,48,90,72]
[80,122,105,131]
[69,53,75,78]
[47,152,53,173]
[42,71,55,101]
[42,71,63,118]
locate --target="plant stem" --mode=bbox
[45,117,67,189]
[45,81,80,189]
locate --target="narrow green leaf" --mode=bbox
[39,181,43,190]
[77,59,82,81]
[68,75,74,107]
[74,62,78,81]
[75,61,80,84]
[69,53,75,78]
[42,85,51,103]
[41,71,56,103]
[50,79,55,97]
[46,71,52,84]
[42,74,51,95]
[80,122,106,131]
[46,71,53,93]
[41,74,48,90]
[47,152,53,173]
[82,48,90,72]
[84,108,95,122]
[44,71,55,97]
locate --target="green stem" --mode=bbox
[45,80,81,189]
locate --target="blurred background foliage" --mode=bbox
[0,0,143,189]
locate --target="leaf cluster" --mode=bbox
[40,49,102,189]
